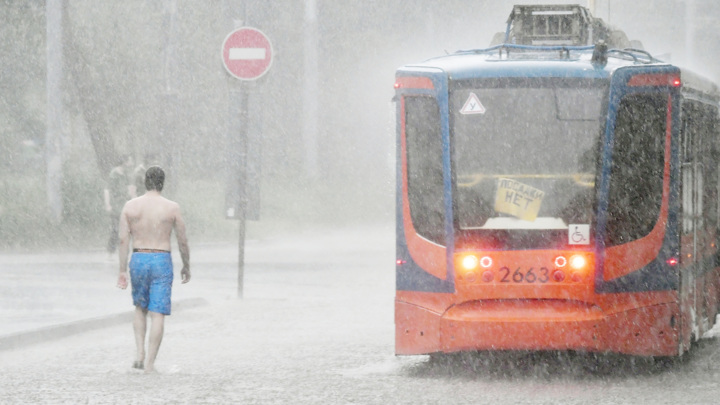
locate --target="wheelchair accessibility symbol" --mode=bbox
[568,224,590,245]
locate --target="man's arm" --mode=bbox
[174,204,191,283]
[116,206,131,289]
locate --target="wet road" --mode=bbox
[2,224,720,404]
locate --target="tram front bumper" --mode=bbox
[396,299,679,356]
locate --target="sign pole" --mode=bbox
[236,89,248,298]
[225,83,249,298]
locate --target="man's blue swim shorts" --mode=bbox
[129,252,173,315]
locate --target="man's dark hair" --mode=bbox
[145,166,165,192]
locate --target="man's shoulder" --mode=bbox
[121,196,140,210]
[161,197,181,210]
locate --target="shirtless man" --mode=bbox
[116,166,190,373]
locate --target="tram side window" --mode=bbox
[701,104,719,230]
[712,110,720,229]
[681,114,694,234]
[681,101,719,234]
[405,96,445,245]
[605,93,666,246]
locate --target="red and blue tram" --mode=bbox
[394,6,720,357]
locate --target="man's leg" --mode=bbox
[145,311,165,373]
[132,306,148,368]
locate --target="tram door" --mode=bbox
[681,101,710,337]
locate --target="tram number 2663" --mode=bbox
[498,266,550,283]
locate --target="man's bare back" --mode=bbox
[122,193,182,251]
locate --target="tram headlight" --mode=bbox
[556,254,592,282]
[569,255,587,271]
[568,254,592,280]
[461,254,480,271]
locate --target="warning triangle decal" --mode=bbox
[460,92,486,115]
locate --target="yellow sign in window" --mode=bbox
[494,178,545,221]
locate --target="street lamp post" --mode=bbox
[46,0,64,224]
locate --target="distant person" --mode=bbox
[104,154,135,258]
[130,153,158,197]
[116,166,190,373]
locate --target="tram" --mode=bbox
[394,4,720,357]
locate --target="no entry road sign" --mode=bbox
[221,27,273,81]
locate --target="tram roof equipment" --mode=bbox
[498,4,635,49]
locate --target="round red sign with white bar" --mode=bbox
[221,27,273,81]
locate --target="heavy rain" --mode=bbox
[2,0,720,403]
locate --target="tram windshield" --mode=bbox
[452,78,608,231]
